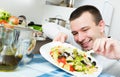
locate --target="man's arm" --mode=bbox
[42,23,80,48]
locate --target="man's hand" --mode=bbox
[53,32,68,43]
[93,38,120,60]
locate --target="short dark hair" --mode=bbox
[69,5,103,25]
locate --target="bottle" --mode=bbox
[0,28,23,71]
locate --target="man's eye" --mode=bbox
[82,28,88,32]
[72,31,78,35]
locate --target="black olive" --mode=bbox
[58,55,66,59]
[62,52,70,58]
[88,57,91,61]
[64,52,70,56]
[81,60,87,65]
[92,61,96,66]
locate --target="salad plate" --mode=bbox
[40,42,102,77]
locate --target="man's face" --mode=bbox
[70,12,105,51]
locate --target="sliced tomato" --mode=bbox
[0,20,7,24]
[57,57,66,65]
[50,51,53,56]
[70,65,75,72]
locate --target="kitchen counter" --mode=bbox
[32,37,52,54]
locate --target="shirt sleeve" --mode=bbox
[42,22,81,48]
[42,23,60,40]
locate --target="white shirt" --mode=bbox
[42,22,80,48]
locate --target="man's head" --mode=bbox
[69,5,106,51]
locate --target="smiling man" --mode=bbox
[69,5,105,51]
[43,5,120,60]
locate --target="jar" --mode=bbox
[0,26,36,71]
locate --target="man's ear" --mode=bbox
[98,20,105,32]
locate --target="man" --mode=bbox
[43,5,120,60]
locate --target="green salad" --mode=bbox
[0,9,11,22]
[50,45,98,74]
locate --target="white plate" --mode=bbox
[39,42,102,77]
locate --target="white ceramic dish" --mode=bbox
[40,42,102,77]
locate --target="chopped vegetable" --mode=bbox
[0,9,19,28]
[50,45,98,74]
[29,25,42,32]
[0,9,11,22]
[8,16,19,25]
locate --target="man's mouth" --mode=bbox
[80,39,92,49]
[81,42,89,48]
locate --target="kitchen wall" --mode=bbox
[108,0,120,40]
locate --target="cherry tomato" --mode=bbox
[70,65,75,72]
[0,20,7,24]
[57,57,66,65]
